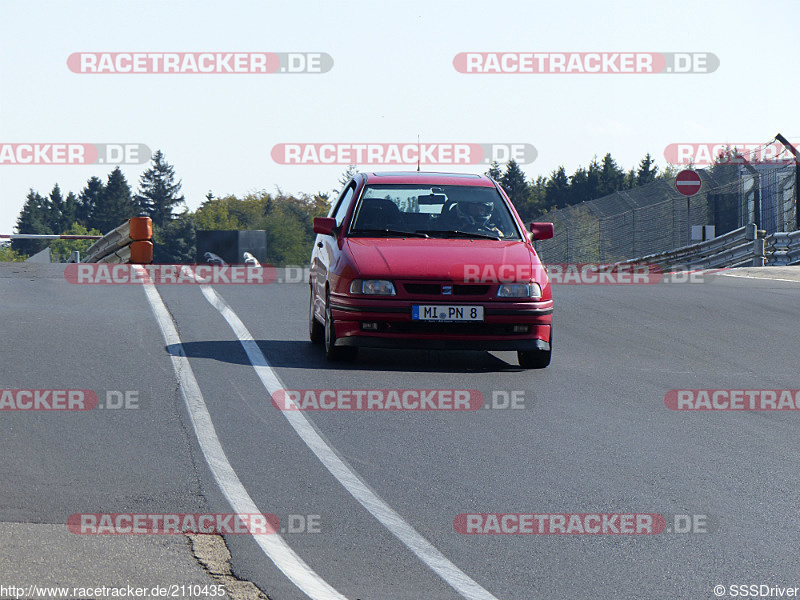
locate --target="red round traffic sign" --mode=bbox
[675,169,702,197]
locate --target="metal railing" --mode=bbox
[765,231,800,266]
[81,217,153,264]
[617,224,766,271]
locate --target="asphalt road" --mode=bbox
[2,263,800,600]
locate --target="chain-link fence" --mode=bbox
[534,159,797,264]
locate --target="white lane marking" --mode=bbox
[139,279,347,600]
[719,272,800,284]
[201,285,501,600]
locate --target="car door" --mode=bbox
[310,180,357,320]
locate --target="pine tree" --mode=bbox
[93,167,136,234]
[153,213,196,263]
[586,158,602,199]
[135,150,185,227]
[47,184,65,233]
[77,176,105,228]
[499,160,529,212]
[569,166,588,205]
[485,161,502,181]
[334,165,359,195]
[544,166,570,211]
[598,153,625,195]
[623,168,636,189]
[62,192,78,232]
[12,190,53,255]
[635,153,658,186]
[526,175,548,219]
[659,164,679,180]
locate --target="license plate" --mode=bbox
[412,305,484,322]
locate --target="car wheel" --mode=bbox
[324,291,358,362]
[309,287,324,344]
[517,330,552,369]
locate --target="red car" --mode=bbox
[308,171,554,368]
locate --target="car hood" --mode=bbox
[345,237,545,282]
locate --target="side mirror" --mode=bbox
[529,222,554,240]
[313,217,337,236]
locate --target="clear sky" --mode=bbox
[1,0,797,234]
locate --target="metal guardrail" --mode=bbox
[766,230,800,266]
[616,224,766,271]
[82,217,153,264]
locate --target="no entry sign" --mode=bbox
[675,169,702,196]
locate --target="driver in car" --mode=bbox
[454,200,505,237]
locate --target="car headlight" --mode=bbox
[497,283,542,299]
[350,279,397,295]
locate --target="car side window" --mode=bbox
[333,184,355,227]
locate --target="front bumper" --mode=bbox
[329,295,553,351]
[336,335,550,351]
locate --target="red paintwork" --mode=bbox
[309,172,554,350]
[530,222,555,240]
[346,238,540,281]
[313,217,336,236]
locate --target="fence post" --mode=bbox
[752,237,765,267]
[774,133,800,230]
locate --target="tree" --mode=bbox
[635,152,658,186]
[659,164,679,180]
[623,167,636,189]
[47,184,66,232]
[334,165,359,195]
[570,167,588,205]
[309,192,331,218]
[499,160,529,213]
[598,153,625,196]
[0,243,25,262]
[524,175,548,219]
[12,190,52,255]
[194,196,241,230]
[263,204,310,266]
[230,193,269,226]
[485,161,502,181]
[153,212,196,263]
[575,157,602,202]
[49,223,101,262]
[77,176,105,227]
[63,192,79,231]
[135,150,185,226]
[92,167,137,234]
[187,190,332,267]
[544,166,570,211]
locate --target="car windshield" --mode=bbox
[348,184,522,240]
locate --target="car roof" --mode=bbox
[362,171,496,187]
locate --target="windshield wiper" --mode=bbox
[424,229,501,240]
[350,228,429,238]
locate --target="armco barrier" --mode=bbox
[616,224,767,271]
[82,217,153,264]
[766,231,800,266]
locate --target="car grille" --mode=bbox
[403,283,491,296]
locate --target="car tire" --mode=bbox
[517,330,552,369]
[324,291,358,362]
[309,287,324,344]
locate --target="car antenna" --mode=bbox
[417,134,421,172]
